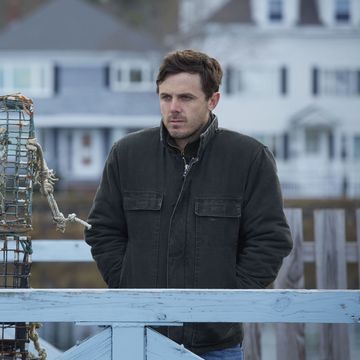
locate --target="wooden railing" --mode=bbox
[5,208,360,359]
[0,288,359,360]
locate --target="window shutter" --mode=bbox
[341,135,347,159]
[283,132,289,160]
[104,65,110,88]
[280,66,287,95]
[312,67,319,96]
[328,131,334,159]
[225,66,234,95]
[54,65,60,94]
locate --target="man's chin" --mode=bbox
[168,131,186,140]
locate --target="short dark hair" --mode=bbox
[156,49,223,99]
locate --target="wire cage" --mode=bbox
[0,95,35,359]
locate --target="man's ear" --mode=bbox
[208,92,220,111]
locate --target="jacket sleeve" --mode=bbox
[85,144,127,288]
[236,146,292,289]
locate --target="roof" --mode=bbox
[208,0,253,24]
[290,105,338,128]
[208,0,322,26]
[0,0,162,51]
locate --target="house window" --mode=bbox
[354,136,360,158]
[226,65,282,96]
[111,61,154,91]
[13,67,32,89]
[129,69,142,83]
[305,128,321,154]
[0,63,53,98]
[314,68,359,96]
[335,0,351,22]
[0,69,4,88]
[268,0,283,21]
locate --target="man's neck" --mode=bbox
[174,117,212,153]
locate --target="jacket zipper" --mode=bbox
[167,155,199,286]
[166,155,198,337]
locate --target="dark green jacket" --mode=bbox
[85,116,292,354]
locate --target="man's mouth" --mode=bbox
[169,116,185,122]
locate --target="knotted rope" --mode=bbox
[28,323,47,360]
[26,138,91,233]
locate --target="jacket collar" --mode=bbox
[160,113,219,158]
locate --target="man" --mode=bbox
[85,49,292,359]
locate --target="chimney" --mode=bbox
[6,0,22,25]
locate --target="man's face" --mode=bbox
[159,72,220,151]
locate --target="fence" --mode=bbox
[270,208,360,360]
[1,208,359,359]
[0,288,358,360]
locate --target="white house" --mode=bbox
[176,0,360,198]
[0,0,359,198]
[0,0,164,187]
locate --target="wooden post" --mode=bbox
[274,209,305,360]
[112,324,145,359]
[356,209,360,288]
[314,209,350,360]
[146,328,202,360]
[243,323,261,360]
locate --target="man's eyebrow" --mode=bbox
[159,92,196,98]
[178,92,197,98]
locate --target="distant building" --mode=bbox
[0,0,164,187]
[177,0,360,198]
[1,0,360,198]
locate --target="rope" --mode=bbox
[0,93,33,116]
[26,138,91,233]
[28,323,47,360]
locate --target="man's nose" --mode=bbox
[170,98,180,112]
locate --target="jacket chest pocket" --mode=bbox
[195,197,241,248]
[123,191,162,246]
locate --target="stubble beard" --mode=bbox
[167,120,206,144]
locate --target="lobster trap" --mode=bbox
[0,95,34,359]
[0,95,90,359]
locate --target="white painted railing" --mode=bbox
[0,289,359,359]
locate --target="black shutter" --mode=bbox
[341,135,347,159]
[225,66,234,95]
[280,66,287,95]
[312,67,319,96]
[53,65,60,94]
[283,132,289,160]
[104,64,110,88]
[328,131,334,159]
[103,128,111,156]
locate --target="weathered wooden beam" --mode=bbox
[275,208,305,360]
[0,289,358,324]
[356,209,360,287]
[30,240,359,263]
[112,325,145,359]
[60,327,111,360]
[32,240,92,262]
[146,328,202,360]
[314,209,350,360]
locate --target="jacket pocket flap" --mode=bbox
[195,198,241,218]
[124,191,163,211]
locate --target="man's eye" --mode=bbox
[161,95,171,101]
[181,95,193,101]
